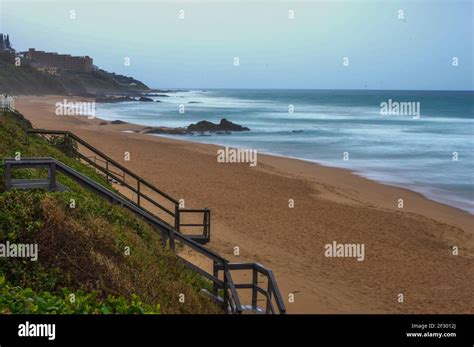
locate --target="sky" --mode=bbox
[0,0,472,90]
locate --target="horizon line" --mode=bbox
[150,87,474,92]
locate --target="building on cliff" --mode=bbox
[24,48,93,73]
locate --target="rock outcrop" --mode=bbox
[187,119,250,132]
[144,118,250,135]
[138,96,153,102]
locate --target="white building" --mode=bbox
[0,95,15,111]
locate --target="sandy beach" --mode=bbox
[14,95,474,314]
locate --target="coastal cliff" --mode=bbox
[0,52,149,96]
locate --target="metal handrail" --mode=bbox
[25,129,179,203]
[78,152,176,217]
[4,157,286,314]
[224,267,242,314]
[25,129,213,241]
[215,262,286,314]
[178,208,211,240]
[84,155,125,181]
[4,160,230,285]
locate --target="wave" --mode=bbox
[96,89,473,214]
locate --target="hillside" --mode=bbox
[54,69,150,96]
[0,53,67,95]
[0,53,150,96]
[0,110,220,314]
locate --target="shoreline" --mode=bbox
[93,93,473,216]
[13,95,474,313]
[151,132,473,233]
[152,132,474,216]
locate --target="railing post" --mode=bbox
[202,208,210,241]
[169,228,175,250]
[252,267,258,309]
[161,233,167,248]
[5,162,12,191]
[137,179,141,206]
[65,133,70,156]
[266,278,273,314]
[67,134,74,157]
[207,209,211,241]
[105,161,109,182]
[223,263,229,312]
[48,162,58,191]
[24,131,29,145]
[212,260,219,297]
[175,203,180,232]
[202,209,207,239]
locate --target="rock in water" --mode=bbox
[138,96,154,102]
[187,118,250,132]
[218,118,250,131]
[95,96,135,103]
[143,118,250,135]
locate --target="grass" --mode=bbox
[0,110,221,314]
[0,53,67,95]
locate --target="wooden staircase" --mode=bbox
[25,129,211,244]
[5,154,286,315]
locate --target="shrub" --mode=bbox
[0,275,160,314]
[0,111,220,314]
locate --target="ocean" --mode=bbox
[96,89,474,214]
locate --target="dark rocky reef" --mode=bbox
[95,96,135,103]
[144,118,250,135]
[138,96,154,102]
[110,120,128,125]
[147,94,170,97]
[145,127,188,135]
[95,95,154,103]
[149,89,188,93]
[187,119,250,132]
[99,120,128,125]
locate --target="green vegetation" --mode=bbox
[0,110,220,314]
[0,53,149,95]
[0,276,160,314]
[0,53,67,95]
[57,69,150,95]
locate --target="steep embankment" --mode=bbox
[0,110,219,314]
[0,53,67,95]
[0,53,149,95]
[55,69,150,95]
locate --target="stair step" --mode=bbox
[200,289,265,314]
[10,179,68,192]
[241,305,265,314]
